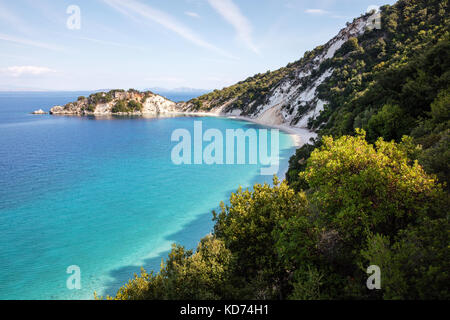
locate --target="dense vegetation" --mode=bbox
[108,0,449,300]
[111,99,144,113]
[288,0,449,189]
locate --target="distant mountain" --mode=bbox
[147,87,208,93]
[0,85,50,92]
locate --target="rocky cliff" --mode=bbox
[49,90,179,115]
[177,14,373,130]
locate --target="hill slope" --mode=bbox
[179,14,372,130]
[181,0,448,143]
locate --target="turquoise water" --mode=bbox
[0,92,296,300]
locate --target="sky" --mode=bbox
[0,0,396,91]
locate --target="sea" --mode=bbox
[0,91,296,299]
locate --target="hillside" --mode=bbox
[179,14,371,129]
[180,0,448,139]
[177,0,450,189]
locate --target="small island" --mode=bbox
[31,109,48,115]
[48,89,180,115]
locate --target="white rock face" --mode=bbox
[93,103,112,115]
[142,95,178,114]
[212,15,370,130]
[50,105,78,114]
[257,104,284,126]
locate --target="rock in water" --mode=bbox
[31,109,47,114]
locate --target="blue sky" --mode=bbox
[0,0,396,91]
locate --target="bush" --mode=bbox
[213,178,308,298]
[301,130,444,246]
[112,236,232,300]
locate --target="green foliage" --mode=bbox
[127,100,144,112]
[111,100,143,113]
[288,266,325,300]
[418,130,450,189]
[286,143,317,191]
[112,235,233,300]
[213,178,309,298]
[111,100,128,113]
[282,131,447,299]
[367,104,412,142]
[89,92,113,105]
[335,37,363,57]
[430,88,450,124]
[86,104,96,112]
[302,130,443,245]
[361,216,449,300]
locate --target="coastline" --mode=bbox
[153,111,318,148]
[23,109,315,298]
[151,110,317,180]
[227,115,317,148]
[46,109,317,179]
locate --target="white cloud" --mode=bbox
[1,66,56,77]
[0,32,63,51]
[207,0,259,54]
[102,0,235,59]
[305,9,329,15]
[185,11,200,18]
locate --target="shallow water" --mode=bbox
[0,92,295,299]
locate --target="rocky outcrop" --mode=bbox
[49,90,178,115]
[31,109,47,114]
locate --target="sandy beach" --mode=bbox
[161,111,318,148]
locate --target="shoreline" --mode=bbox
[27,110,314,298]
[46,110,316,179]
[153,111,318,148]
[227,115,317,148]
[152,111,317,180]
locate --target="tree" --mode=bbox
[300,130,445,262]
[213,178,308,298]
[367,104,411,142]
[112,235,232,300]
[280,130,447,299]
[361,216,449,300]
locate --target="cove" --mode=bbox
[0,98,297,300]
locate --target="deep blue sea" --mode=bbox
[0,91,296,300]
